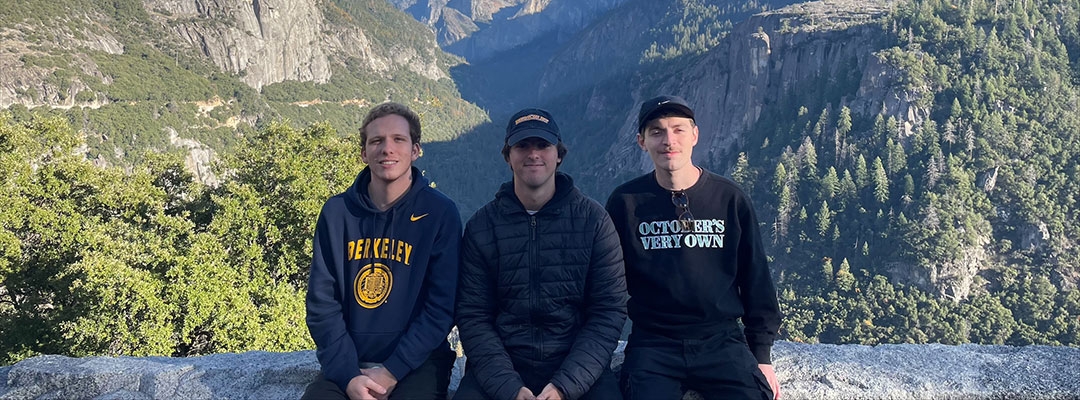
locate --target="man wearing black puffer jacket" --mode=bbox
[454,108,628,400]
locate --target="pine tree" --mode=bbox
[820,167,839,199]
[839,169,857,205]
[773,162,788,196]
[873,157,890,205]
[732,152,752,189]
[943,120,957,154]
[837,258,856,292]
[836,106,853,165]
[800,136,819,176]
[872,114,888,145]
[776,184,794,241]
[855,154,869,189]
[813,107,830,139]
[817,200,833,238]
[886,138,908,176]
[926,150,944,189]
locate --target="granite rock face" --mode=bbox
[389,0,629,60]
[143,0,447,90]
[0,0,449,108]
[2,342,1078,400]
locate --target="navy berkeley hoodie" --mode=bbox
[306,166,461,391]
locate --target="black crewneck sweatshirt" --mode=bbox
[605,169,781,364]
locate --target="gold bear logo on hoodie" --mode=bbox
[354,263,393,309]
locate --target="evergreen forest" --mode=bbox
[741,0,1080,346]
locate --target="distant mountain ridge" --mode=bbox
[387,0,631,60]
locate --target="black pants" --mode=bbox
[452,363,622,400]
[302,346,456,400]
[619,327,773,400]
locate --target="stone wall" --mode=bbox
[2,341,1078,399]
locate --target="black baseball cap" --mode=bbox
[637,95,695,132]
[506,108,561,145]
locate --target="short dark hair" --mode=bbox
[502,141,569,168]
[638,110,696,134]
[360,102,421,148]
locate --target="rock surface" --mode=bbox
[1,0,449,108]
[389,0,629,59]
[1,342,1077,399]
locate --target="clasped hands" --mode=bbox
[346,366,398,400]
[515,383,563,400]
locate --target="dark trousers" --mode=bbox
[619,327,773,400]
[453,364,621,400]
[302,346,456,400]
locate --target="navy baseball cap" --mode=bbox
[506,108,561,145]
[637,95,695,132]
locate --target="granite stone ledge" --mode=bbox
[1,342,1077,400]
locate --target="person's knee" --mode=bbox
[580,369,622,400]
[621,369,683,400]
[301,374,347,400]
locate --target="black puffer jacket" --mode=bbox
[457,173,627,400]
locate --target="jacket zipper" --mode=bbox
[529,215,542,360]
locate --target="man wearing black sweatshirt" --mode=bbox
[303,102,461,400]
[605,95,782,400]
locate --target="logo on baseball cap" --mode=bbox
[637,95,695,133]
[506,108,561,145]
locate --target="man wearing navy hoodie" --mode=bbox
[303,102,462,400]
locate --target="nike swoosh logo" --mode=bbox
[410,213,429,222]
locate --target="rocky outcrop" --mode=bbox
[2,0,450,106]
[592,0,893,174]
[167,128,219,187]
[391,0,526,43]
[445,0,629,61]
[146,0,332,90]
[1,0,456,182]
[144,0,447,90]
[435,7,479,45]
[2,342,1077,399]
[529,0,898,177]
[392,0,629,58]
[0,18,121,109]
[469,0,524,22]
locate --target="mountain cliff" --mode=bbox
[389,0,630,61]
[592,0,893,179]
[0,0,486,168]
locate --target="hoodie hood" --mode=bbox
[346,166,430,214]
